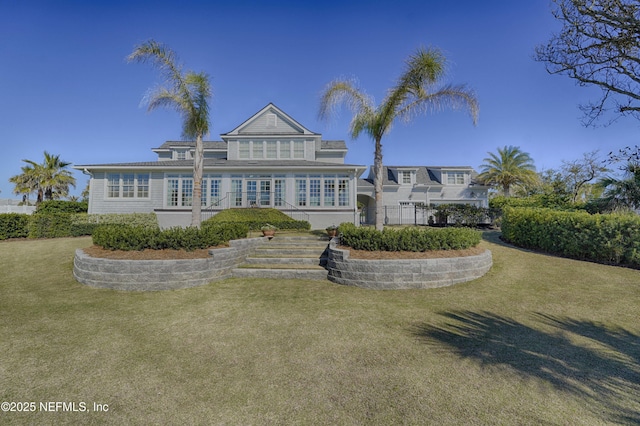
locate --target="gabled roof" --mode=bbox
[221,103,319,137]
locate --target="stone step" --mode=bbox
[239,263,326,270]
[252,247,328,256]
[244,256,326,266]
[231,267,329,280]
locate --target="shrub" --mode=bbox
[92,223,248,251]
[72,213,158,230]
[206,208,310,231]
[35,200,88,214]
[28,213,73,238]
[339,222,481,252]
[0,214,30,240]
[433,204,498,227]
[502,207,640,267]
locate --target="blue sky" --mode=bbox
[1,0,639,199]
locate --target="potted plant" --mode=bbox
[325,225,338,237]
[261,223,277,237]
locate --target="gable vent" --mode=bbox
[266,113,277,128]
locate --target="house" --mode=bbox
[75,103,487,229]
[357,165,489,225]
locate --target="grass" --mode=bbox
[1,233,639,425]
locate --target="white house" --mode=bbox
[357,165,489,225]
[75,103,487,229]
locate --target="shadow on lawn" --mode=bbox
[411,311,640,424]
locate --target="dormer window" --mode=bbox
[447,172,465,185]
[175,149,187,160]
[397,170,414,185]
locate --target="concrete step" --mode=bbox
[231,267,329,280]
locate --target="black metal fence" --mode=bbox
[360,205,497,226]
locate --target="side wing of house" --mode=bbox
[357,165,489,225]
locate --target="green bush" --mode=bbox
[0,214,30,240]
[28,213,73,238]
[339,222,481,252]
[207,208,310,231]
[72,213,158,230]
[92,223,248,251]
[502,207,640,267]
[433,204,498,227]
[35,200,88,214]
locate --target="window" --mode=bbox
[175,149,187,160]
[239,141,250,159]
[167,176,179,206]
[107,173,150,199]
[274,177,285,207]
[296,177,307,206]
[280,141,291,158]
[399,171,412,185]
[338,177,349,206]
[209,178,221,206]
[266,141,277,159]
[447,172,465,185]
[252,141,264,159]
[122,174,135,198]
[181,178,193,206]
[137,174,149,198]
[293,141,305,159]
[324,179,335,206]
[231,178,243,207]
[309,176,321,206]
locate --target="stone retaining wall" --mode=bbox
[73,237,264,291]
[326,243,492,289]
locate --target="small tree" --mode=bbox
[9,151,76,203]
[560,151,609,203]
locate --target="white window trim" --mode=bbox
[105,173,151,200]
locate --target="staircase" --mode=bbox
[232,235,331,280]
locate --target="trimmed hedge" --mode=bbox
[92,223,248,251]
[0,213,160,240]
[207,208,311,231]
[339,222,481,252]
[0,214,30,240]
[35,200,88,214]
[25,213,159,239]
[502,207,640,266]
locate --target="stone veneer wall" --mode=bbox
[73,237,264,291]
[326,242,492,290]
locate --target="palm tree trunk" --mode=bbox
[191,133,204,228]
[374,138,384,231]
[503,184,510,198]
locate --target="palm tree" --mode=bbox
[128,40,212,228]
[477,146,538,197]
[9,151,76,203]
[319,47,479,230]
[596,163,640,211]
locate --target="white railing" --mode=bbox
[0,205,36,215]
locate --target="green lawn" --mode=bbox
[1,234,639,425]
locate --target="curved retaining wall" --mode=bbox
[73,237,264,291]
[326,243,492,290]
